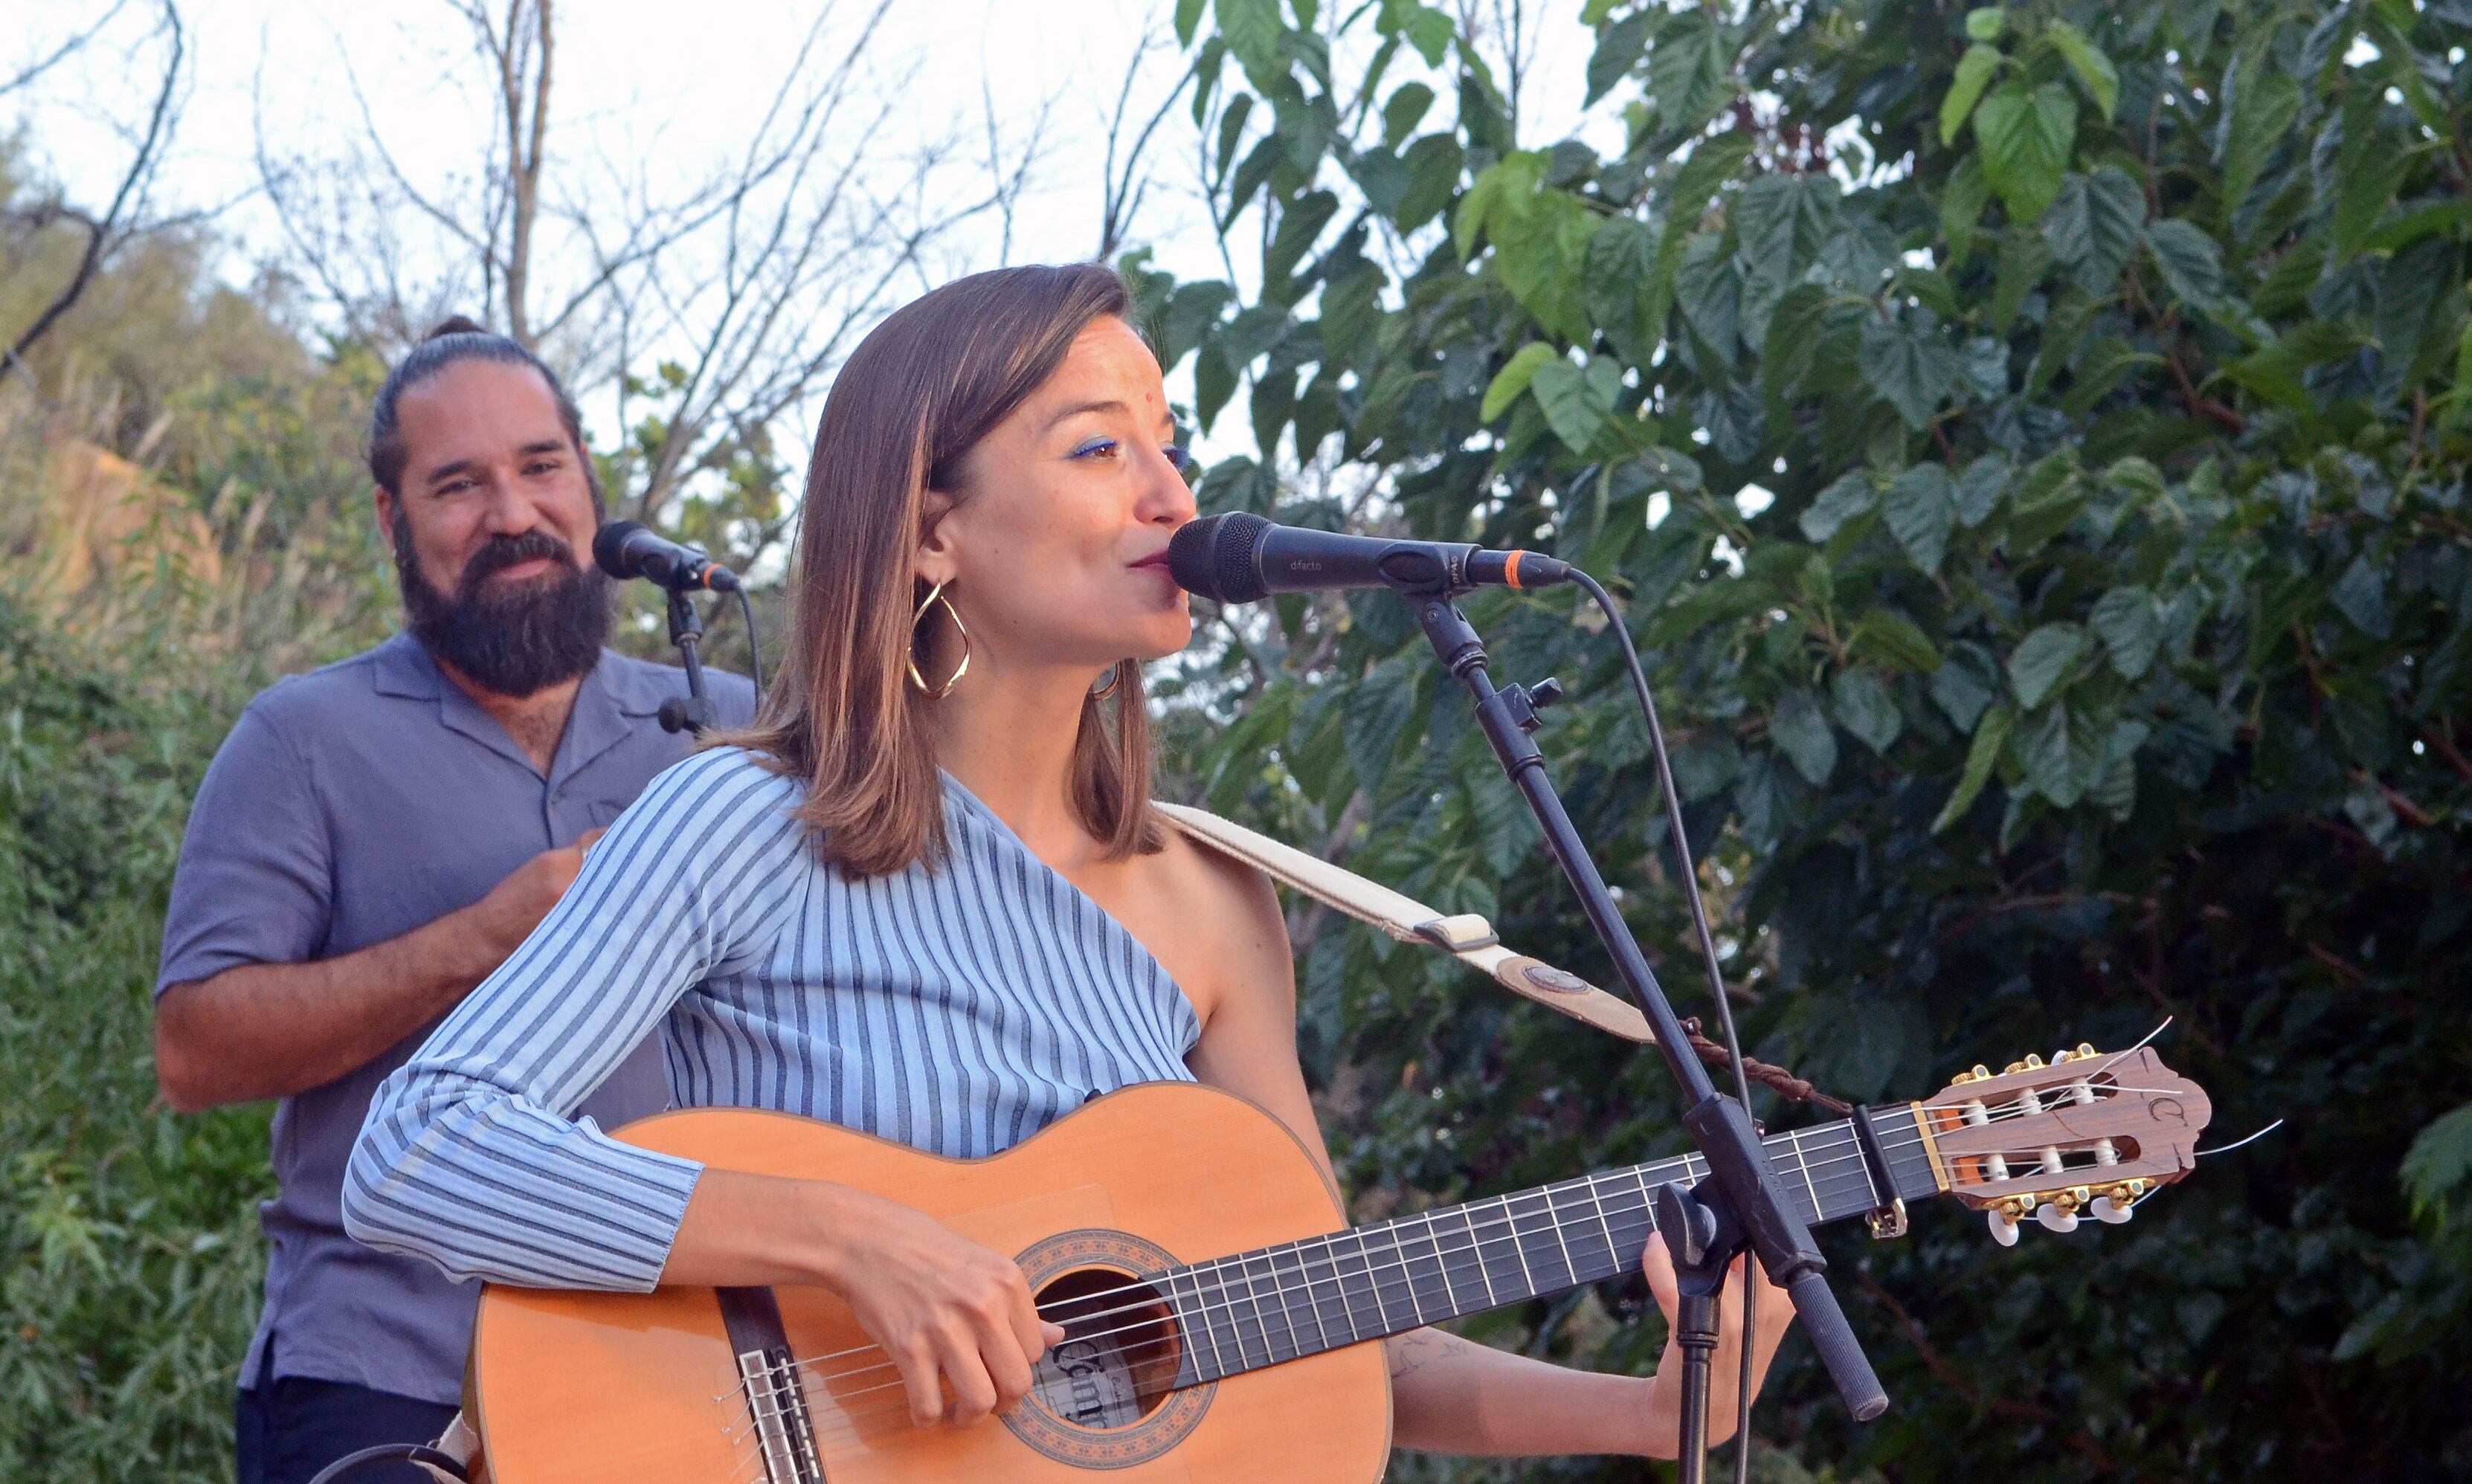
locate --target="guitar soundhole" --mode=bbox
[1031,1268,1180,1426]
[1003,1228,1214,1468]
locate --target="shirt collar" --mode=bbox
[368,630,635,784]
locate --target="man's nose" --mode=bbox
[477,468,541,535]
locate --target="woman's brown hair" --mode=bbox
[730,262,1164,877]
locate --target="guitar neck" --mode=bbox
[1159,1106,1942,1384]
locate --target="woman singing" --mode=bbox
[346,263,1790,1465]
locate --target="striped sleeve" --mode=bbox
[344,748,809,1291]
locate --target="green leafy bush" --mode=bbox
[1146,0,2472,1477]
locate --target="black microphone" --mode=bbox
[1167,512,1570,604]
[593,520,741,592]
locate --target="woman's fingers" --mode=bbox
[1641,1236,1681,1320]
[935,1323,1003,1425]
[892,1336,947,1429]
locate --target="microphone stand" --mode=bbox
[657,584,718,736]
[1403,590,1887,1481]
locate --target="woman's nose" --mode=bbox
[1139,447,1198,523]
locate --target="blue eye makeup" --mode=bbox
[1070,436,1119,459]
[1162,444,1191,472]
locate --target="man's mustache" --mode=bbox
[458,531,579,596]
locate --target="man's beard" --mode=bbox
[394,516,612,697]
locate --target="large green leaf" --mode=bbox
[1481,343,1558,422]
[1974,81,2076,225]
[1799,470,1879,542]
[1932,703,2015,833]
[1940,43,2003,146]
[2040,165,2143,292]
[2043,19,2119,120]
[2146,219,2227,312]
[2089,585,2161,679]
[1648,9,1734,135]
[2008,622,2090,709]
[1833,668,1905,755]
[1771,686,1839,784]
[1530,357,1618,452]
[1859,312,1962,429]
[1641,132,1754,349]
[1884,463,1957,573]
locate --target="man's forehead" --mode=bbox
[397,362,571,465]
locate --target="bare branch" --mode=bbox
[7,0,184,370]
[0,1,133,100]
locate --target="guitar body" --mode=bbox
[469,1082,1393,1483]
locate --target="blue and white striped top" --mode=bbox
[343,746,1202,1291]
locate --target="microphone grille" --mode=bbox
[591,520,645,580]
[1169,512,1271,603]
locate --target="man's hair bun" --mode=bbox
[423,315,492,341]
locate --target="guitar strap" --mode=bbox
[1153,801,1655,1046]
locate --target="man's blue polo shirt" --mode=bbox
[156,631,756,1405]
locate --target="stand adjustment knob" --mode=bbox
[1530,677,1565,709]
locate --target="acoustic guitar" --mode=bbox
[466,1042,2210,1483]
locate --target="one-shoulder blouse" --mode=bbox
[344,747,1200,1291]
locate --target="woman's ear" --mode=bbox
[913,486,959,588]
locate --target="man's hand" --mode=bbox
[467,828,605,959]
[156,827,608,1112]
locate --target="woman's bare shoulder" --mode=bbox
[1138,827,1295,1010]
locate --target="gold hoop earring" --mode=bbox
[907,581,971,698]
[1091,660,1126,701]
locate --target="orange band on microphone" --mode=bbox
[1504,550,1525,589]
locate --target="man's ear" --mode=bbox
[913,486,959,588]
[373,485,399,555]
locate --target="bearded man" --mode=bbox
[154,318,756,1484]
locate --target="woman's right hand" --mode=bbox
[811,1185,1066,1428]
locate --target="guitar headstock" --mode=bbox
[1918,1043,2212,1246]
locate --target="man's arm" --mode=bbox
[154,831,596,1112]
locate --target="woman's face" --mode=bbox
[919,316,1197,676]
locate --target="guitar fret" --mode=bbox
[1148,1108,1939,1383]
[1170,1265,1228,1383]
[1784,1127,1824,1224]
[1455,1205,1499,1307]
[1388,1219,1428,1326]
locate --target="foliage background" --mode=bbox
[6,1,2472,1481]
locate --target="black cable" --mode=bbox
[735,584,765,711]
[1569,568,1758,1484]
[303,1442,469,1484]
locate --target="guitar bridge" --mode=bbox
[737,1346,823,1484]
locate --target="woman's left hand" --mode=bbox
[1633,1240,1797,1457]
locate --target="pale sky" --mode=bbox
[13,0,1609,460]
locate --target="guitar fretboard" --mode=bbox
[1151,1106,1938,1384]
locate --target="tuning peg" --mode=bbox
[2035,1202,2081,1233]
[2092,1179,2146,1224]
[1987,1209,2020,1246]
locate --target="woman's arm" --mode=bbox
[1181,846,1792,1459]
[345,750,1061,1431]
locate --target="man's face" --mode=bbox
[376,358,611,697]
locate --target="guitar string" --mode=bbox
[755,1092,2150,1451]
[767,1111,2140,1455]
[744,1087,2158,1458]
[758,1077,2155,1397]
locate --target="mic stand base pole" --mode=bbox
[1654,1180,1745,1484]
[658,587,718,736]
[1406,591,1888,1425]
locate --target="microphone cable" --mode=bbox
[1567,567,1761,1484]
[735,584,765,712]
